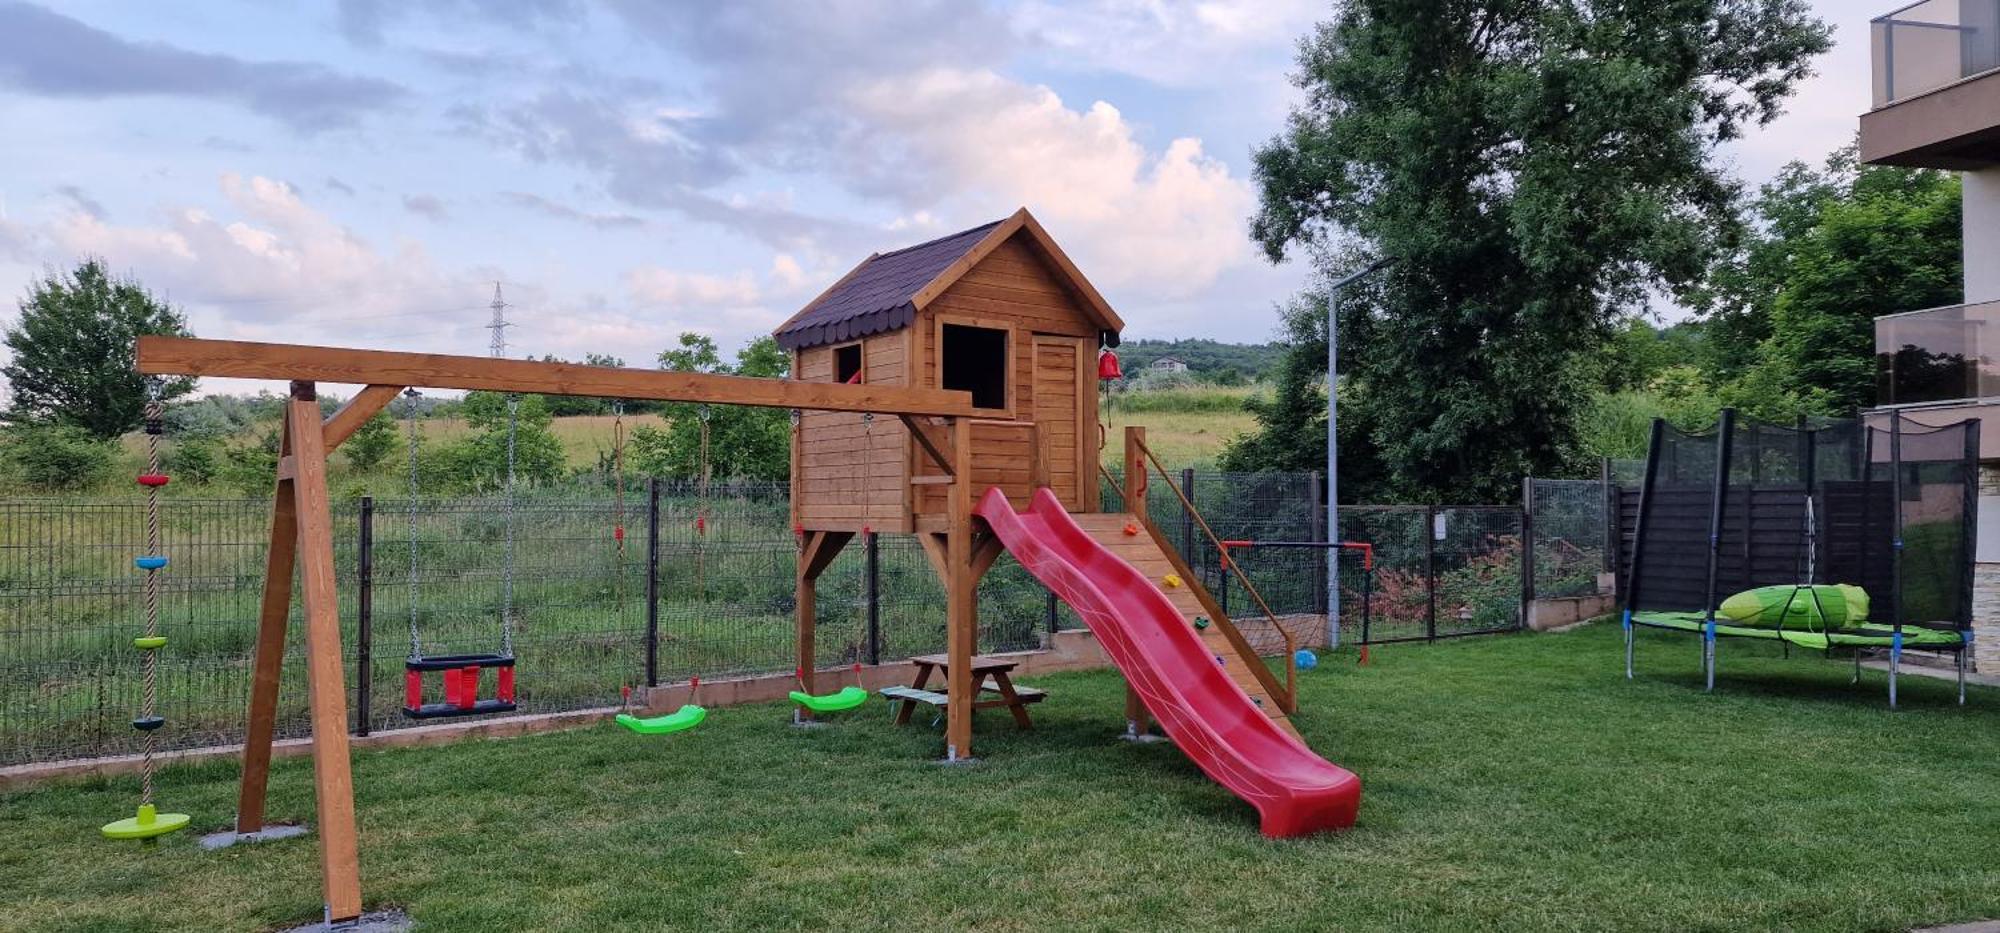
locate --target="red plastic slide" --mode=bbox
[974,487,1361,836]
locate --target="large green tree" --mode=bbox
[628,334,790,481]
[3,260,195,437]
[1730,153,1961,412]
[1240,0,1828,501]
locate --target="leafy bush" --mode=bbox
[165,437,222,486]
[0,424,116,491]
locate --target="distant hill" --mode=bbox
[1115,339,1285,383]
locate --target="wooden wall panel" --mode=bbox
[907,230,1105,518]
[795,334,912,531]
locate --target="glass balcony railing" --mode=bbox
[1873,0,2000,107]
[1876,301,2000,405]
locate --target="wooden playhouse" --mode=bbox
[776,207,1123,532]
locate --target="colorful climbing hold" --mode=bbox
[136,474,170,487]
[1192,616,1211,630]
[133,636,167,650]
[1122,523,1140,536]
[134,556,168,571]
[1162,573,1182,588]
[613,525,626,542]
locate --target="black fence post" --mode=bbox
[355,496,374,737]
[865,530,881,665]
[1309,471,1326,615]
[1046,591,1059,639]
[645,478,661,687]
[1520,478,1536,631]
[1180,468,1197,569]
[1424,506,1438,642]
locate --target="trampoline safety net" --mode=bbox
[1626,411,1976,639]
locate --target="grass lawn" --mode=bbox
[5,622,1997,932]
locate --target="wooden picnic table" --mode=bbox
[883,653,1046,729]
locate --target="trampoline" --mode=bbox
[1620,409,1978,706]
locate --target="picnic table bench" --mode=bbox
[882,653,1046,728]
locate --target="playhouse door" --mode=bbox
[1032,336,1089,509]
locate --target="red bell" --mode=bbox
[1097,349,1122,380]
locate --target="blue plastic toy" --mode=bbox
[1294,649,1319,671]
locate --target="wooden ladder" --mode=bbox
[1070,512,1301,739]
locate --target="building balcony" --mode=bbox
[1876,300,2000,406]
[1862,0,2000,168]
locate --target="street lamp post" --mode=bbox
[1325,257,1394,651]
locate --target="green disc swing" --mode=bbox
[616,405,708,735]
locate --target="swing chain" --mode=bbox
[403,389,424,660]
[500,393,519,658]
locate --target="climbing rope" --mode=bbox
[403,389,424,660]
[101,382,189,840]
[138,393,163,807]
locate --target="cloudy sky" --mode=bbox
[0,0,1883,388]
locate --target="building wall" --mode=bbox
[1977,463,2000,673]
[1967,167,2000,303]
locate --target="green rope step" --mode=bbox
[615,705,706,735]
[102,804,190,840]
[134,636,167,650]
[788,685,868,713]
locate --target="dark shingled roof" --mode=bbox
[773,219,1003,351]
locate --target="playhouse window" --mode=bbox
[941,324,1008,410]
[835,344,863,384]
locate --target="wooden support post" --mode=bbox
[286,386,364,923]
[1122,425,1149,730]
[321,384,403,449]
[945,416,976,760]
[1028,422,1050,491]
[793,529,853,721]
[1123,426,1148,519]
[236,411,298,834]
[796,531,818,720]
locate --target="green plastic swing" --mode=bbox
[789,664,868,713]
[616,677,707,735]
[616,705,707,735]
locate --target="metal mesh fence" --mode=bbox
[1528,479,1609,599]
[1,467,1586,766]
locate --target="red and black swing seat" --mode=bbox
[402,654,517,719]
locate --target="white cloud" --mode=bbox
[1010,0,1319,86]
[769,253,808,293]
[844,68,1253,296]
[624,265,762,308]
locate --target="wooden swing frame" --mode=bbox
[135,335,1000,925]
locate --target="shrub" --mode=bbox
[0,424,116,491]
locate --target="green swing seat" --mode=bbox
[789,685,868,713]
[615,704,707,735]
